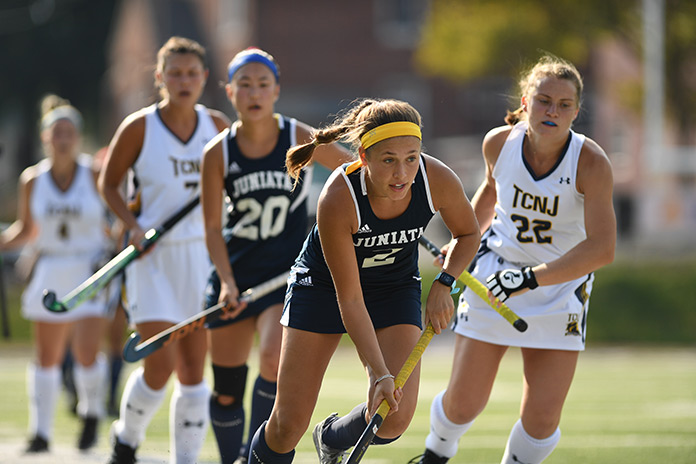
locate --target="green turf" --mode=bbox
[0,338,694,463]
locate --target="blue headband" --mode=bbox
[227,52,279,82]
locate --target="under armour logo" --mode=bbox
[126,403,144,415]
[183,420,205,428]
[512,455,532,464]
[559,177,571,184]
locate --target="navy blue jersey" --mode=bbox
[221,114,313,290]
[292,156,435,294]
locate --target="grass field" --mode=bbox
[0,335,694,463]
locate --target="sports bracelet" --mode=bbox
[374,374,395,386]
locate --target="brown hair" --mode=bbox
[155,36,207,97]
[505,54,583,126]
[286,98,422,181]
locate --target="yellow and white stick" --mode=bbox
[419,236,528,332]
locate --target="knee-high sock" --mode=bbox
[170,380,210,464]
[248,421,294,464]
[26,364,61,441]
[74,352,107,419]
[245,376,276,452]
[322,403,367,450]
[501,419,561,464]
[109,355,123,405]
[114,366,166,448]
[425,390,474,459]
[210,395,245,463]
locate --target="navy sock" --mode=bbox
[248,421,294,464]
[109,356,123,404]
[210,395,245,463]
[245,376,277,453]
[323,403,368,450]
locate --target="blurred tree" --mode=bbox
[415,0,696,144]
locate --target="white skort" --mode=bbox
[125,239,210,325]
[453,250,594,351]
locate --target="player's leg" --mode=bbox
[240,303,283,460]
[71,315,108,450]
[25,320,72,452]
[417,335,508,463]
[249,328,341,463]
[107,300,128,416]
[317,323,422,456]
[208,316,257,463]
[170,324,209,464]
[500,348,578,464]
[111,321,175,453]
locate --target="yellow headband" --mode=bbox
[360,121,421,150]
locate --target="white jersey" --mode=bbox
[30,154,107,255]
[23,155,109,322]
[487,121,586,265]
[128,103,218,243]
[454,122,592,350]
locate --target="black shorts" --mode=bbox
[281,280,423,334]
[205,269,286,329]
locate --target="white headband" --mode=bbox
[41,106,83,131]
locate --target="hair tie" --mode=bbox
[312,139,320,147]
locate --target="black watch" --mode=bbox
[434,271,456,290]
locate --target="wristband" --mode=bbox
[374,374,395,386]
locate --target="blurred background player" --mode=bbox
[247,98,480,463]
[201,47,352,464]
[413,55,616,464]
[98,36,230,464]
[94,145,129,418]
[0,94,110,453]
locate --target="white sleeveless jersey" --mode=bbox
[30,154,107,255]
[487,121,586,265]
[128,103,218,243]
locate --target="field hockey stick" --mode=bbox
[345,323,435,464]
[418,235,528,332]
[42,195,200,313]
[122,271,289,362]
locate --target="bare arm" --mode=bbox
[532,138,616,285]
[470,126,510,233]
[209,109,232,133]
[98,114,146,248]
[424,154,481,332]
[295,121,354,170]
[0,167,39,251]
[200,130,246,315]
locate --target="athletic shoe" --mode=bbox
[107,421,137,464]
[407,449,450,464]
[78,416,99,450]
[107,438,137,464]
[24,434,49,453]
[312,412,346,464]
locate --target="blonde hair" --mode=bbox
[39,94,82,131]
[286,98,422,182]
[505,54,583,126]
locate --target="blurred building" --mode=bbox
[4,0,692,255]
